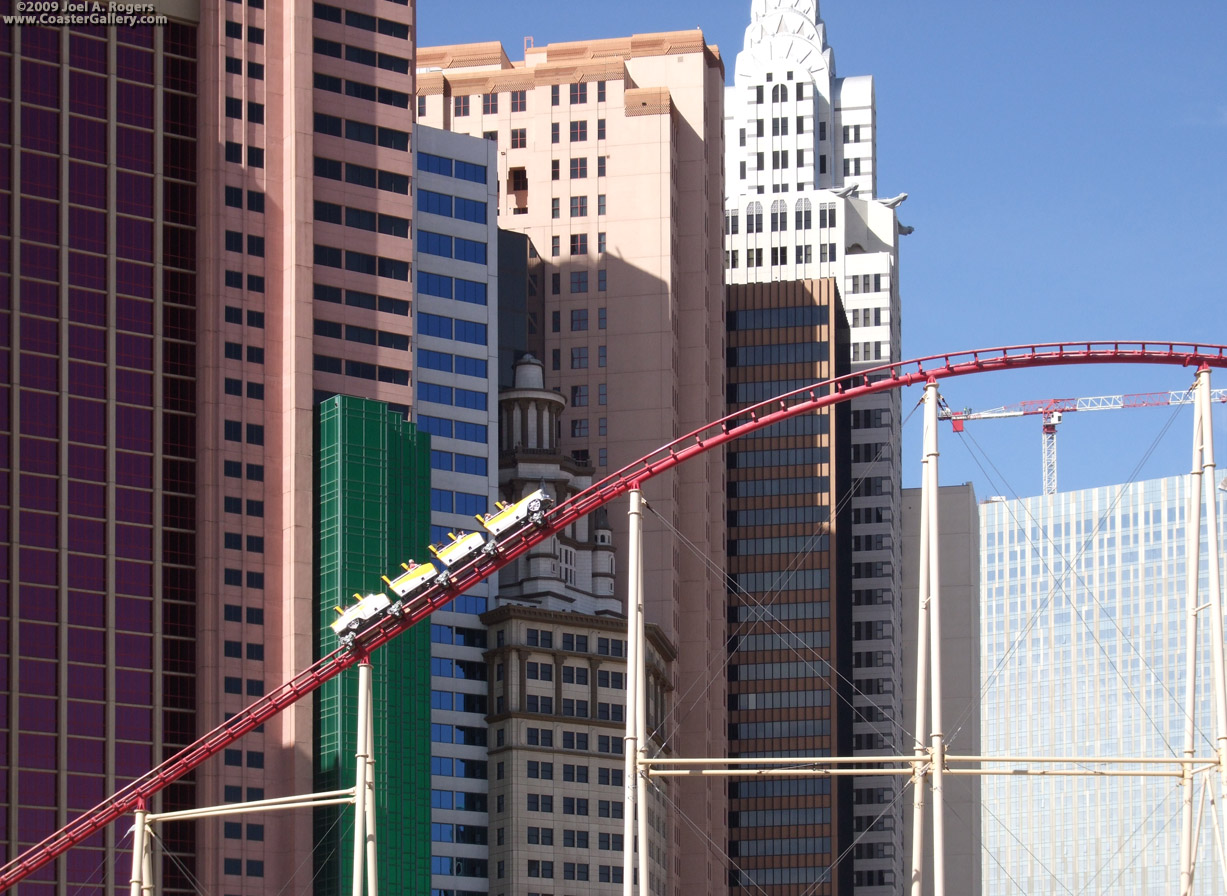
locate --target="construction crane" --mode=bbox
[939,388,1227,495]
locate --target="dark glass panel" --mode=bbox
[163,224,195,269]
[115,632,152,668]
[19,389,57,438]
[164,529,195,565]
[114,561,152,597]
[115,487,151,524]
[67,517,104,554]
[164,306,195,341]
[115,406,153,452]
[163,457,195,491]
[21,151,57,200]
[163,56,195,93]
[21,105,58,153]
[18,619,57,655]
[65,774,105,811]
[116,216,153,263]
[163,136,195,181]
[68,70,107,118]
[66,585,104,622]
[114,451,152,489]
[17,586,55,623]
[116,705,152,743]
[68,325,106,362]
[68,207,106,254]
[69,34,107,73]
[116,170,153,217]
[69,161,106,208]
[164,22,195,57]
[164,375,195,411]
[18,658,56,695]
[115,261,152,299]
[69,115,106,164]
[20,314,57,351]
[20,197,57,245]
[116,367,152,403]
[115,126,152,171]
[19,353,56,391]
[163,180,195,224]
[18,546,57,585]
[20,278,56,316]
[21,61,59,108]
[67,250,106,289]
[163,92,196,138]
[66,444,105,481]
[117,24,153,48]
[19,510,56,552]
[67,361,105,399]
[163,342,195,378]
[116,43,152,81]
[67,481,105,517]
[67,397,105,445]
[115,333,153,370]
[20,242,57,280]
[20,27,59,62]
[116,82,153,128]
[162,493,194,529]
[18,473,56,511]
[163,269,195,306]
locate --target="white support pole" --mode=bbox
[624,488,644,896]
[364,675,379,896]
[1196,369,1227,850]
[352,660,373,896]
[1180,383,1205,896]
[141,824,154,896]
[129,807,147,896]
[924,380,947,896]
[909,383,934,896]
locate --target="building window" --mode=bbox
[597,155,606,176]
[571,385,588,406]
[551,159,560,181]
[571,309,588,330]
[597,118,606,140]
[570,157,587,179]
[570,82,586,104]
[569,120,587,142]
[482,92,497,114]
[570,271,589,293]
[571,347,588,369]
[570,196,588,217]
[511,128,527,148]
[570,234,588,255]
[454,95,469,116]
[551,236,560,257]
[551,84,560,106]
[597,194,606,215]
[511,89,527,112]
[571,419,588,437]
[551,122,559,144]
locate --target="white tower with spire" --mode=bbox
[724,3,906,894]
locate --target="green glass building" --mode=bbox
[314,395,433,893]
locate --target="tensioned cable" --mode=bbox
[941,787,1035,896]
[644,396,925,756]
[980,797,1076,896]
[146,828,210,896]
[276,807,349,896]
[943,392,1209,758]
[1077,780,1182,895]
[67,827,131,896]
[644,776,772,896]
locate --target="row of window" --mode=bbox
[418,312,487,345]
[312,3,409,39]
[419,349,487,379]
[314,283,409,316]
[314,111,409,151]
[729,629,830,652]
[549,232,608,257]
[519,860,622,882]
[419,416,489,445]
[519,827,623,849]
[522,629,626,656]
[315,200,409,238]
[568,382,608,407]
[429,449,488,477]
[727,533,830,556]
[313,319,409,350]
[420,382,487,412]
[547,194,607,219]
[419,152,488,185]
[419,230,487,263]
[418,190,488,224]
[313,37,409,75]
[726,505,831,528]
[522,728,624,754]
[313,244,408,281]
[313,355,408,386]
[314,72,410,108]
[419,271,488,306]
[728,568,830,594]
[729,688,830,711]
[727,445,829,469]
[314,155,409,194]
[730,718,831,740]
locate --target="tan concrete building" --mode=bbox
[418,33,730,892]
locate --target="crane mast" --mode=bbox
[940,388,1227,494]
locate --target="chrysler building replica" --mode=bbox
[724,2,907,892]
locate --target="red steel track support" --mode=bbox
[2,341,1225,890]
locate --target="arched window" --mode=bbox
[795,198,812,230]
[770,200,788,233]
[771,84,788,103]
[746,202,763,234]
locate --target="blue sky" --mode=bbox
[418,1,1227,500]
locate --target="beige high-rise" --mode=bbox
[418,32,729,893]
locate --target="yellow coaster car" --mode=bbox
[330,592,392,642]
[429,531,488,577]
[477,488,553,539]
[383,560,441,599]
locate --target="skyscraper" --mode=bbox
[980,476,1227,894]
[417,33,729,893]
[2,0,427,889]
[723,2,906,890]
[0,14,202,893]
[725,277,853,894]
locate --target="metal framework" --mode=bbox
[3,341,1227,891]
[941,387,1227,495]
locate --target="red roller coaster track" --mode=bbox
[3,341,1225,890]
